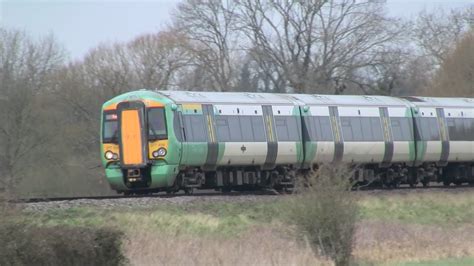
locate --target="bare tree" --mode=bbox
[238,0,326,93]
[238,0,404,94]
[82,43,133,98]
[428,30,474,97]
[127,30,193,90]
[0,28,64,195]
[413,8,471,68]
[173,0,240,91]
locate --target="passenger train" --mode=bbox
[100,90,474,194]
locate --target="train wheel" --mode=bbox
[408,177,418,188]
[443,180,451,186]
[221,187,232,193]
[408,168,418,188]
[184,188,194,195]
[422,178,430,187]
[393,181,401,188]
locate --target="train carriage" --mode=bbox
[100,90,474,194]
[161,91,303,191]
[405,97,474,185]
[290,94,416,186]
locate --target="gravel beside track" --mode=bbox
[356,184,474,195]
[17,185,473,212]
[19,190,280,212]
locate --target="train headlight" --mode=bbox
[105,151,114,160]
[153,148,167,158]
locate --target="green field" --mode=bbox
[5,189,474,265]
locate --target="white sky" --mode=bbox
[1,0,472,60]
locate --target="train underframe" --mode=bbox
[160,166,298,195]
[353,162,474,188]
[118,162,474,195]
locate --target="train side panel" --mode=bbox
[178,103,209,167]
[444,107,474,162]
[273,106,303,166]
[413,107,444,164]
[338,106,385,164]
[301,106,335,166]
[213,104,269,166]
[389,107,416,164]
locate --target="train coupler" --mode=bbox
[127,169,142,182]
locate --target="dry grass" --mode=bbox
[124,227,331,266]
[122,220,474,265]
[14,189,474,265]
[359,190,474,225]
[354,221,474,264]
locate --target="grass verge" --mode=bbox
[14,189,474,265]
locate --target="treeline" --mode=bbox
[0,0,472,197]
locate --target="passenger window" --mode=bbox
[341,117,383,141]
[173,111,183,142]
[240,116,254,141]
[369,117,384,141]
[215,116,231,142]
[390,117,413,141]
[275,117,289,141]
[275,116,300,141]
[228,116,242,141]
[360,118,373,141]
[416,118,440,141]
[313,116,333,141]
[215,115,267,142]
[351,118,364,141]
[183,114,208,142]
[341,117,353,141]
[447,118,472,141]
[465,119,474,141]
[251,117,266,141]
[428,118,441,140]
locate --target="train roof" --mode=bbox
[156,90,297,105]
[287,94,410,106]
[155,90,474,108]
[400,96,474,108]
[156,90,409,107]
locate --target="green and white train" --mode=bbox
[100,90,474,194]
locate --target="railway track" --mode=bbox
[14,189,279,204]
[14,184,473,204]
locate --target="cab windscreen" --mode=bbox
[103,112,118,143]
[148,108,167,140]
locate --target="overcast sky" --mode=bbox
[1,0,472,60]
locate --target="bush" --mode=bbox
[0,215,127,266]
[289,164,358,266]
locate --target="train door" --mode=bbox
[436,108,450,166]
[329,106,344,163]
[179,104,210,166]
[202,104,218,170]
[262,105,278,170]
[117,101,148,168]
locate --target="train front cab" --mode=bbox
[101,96,180,193]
